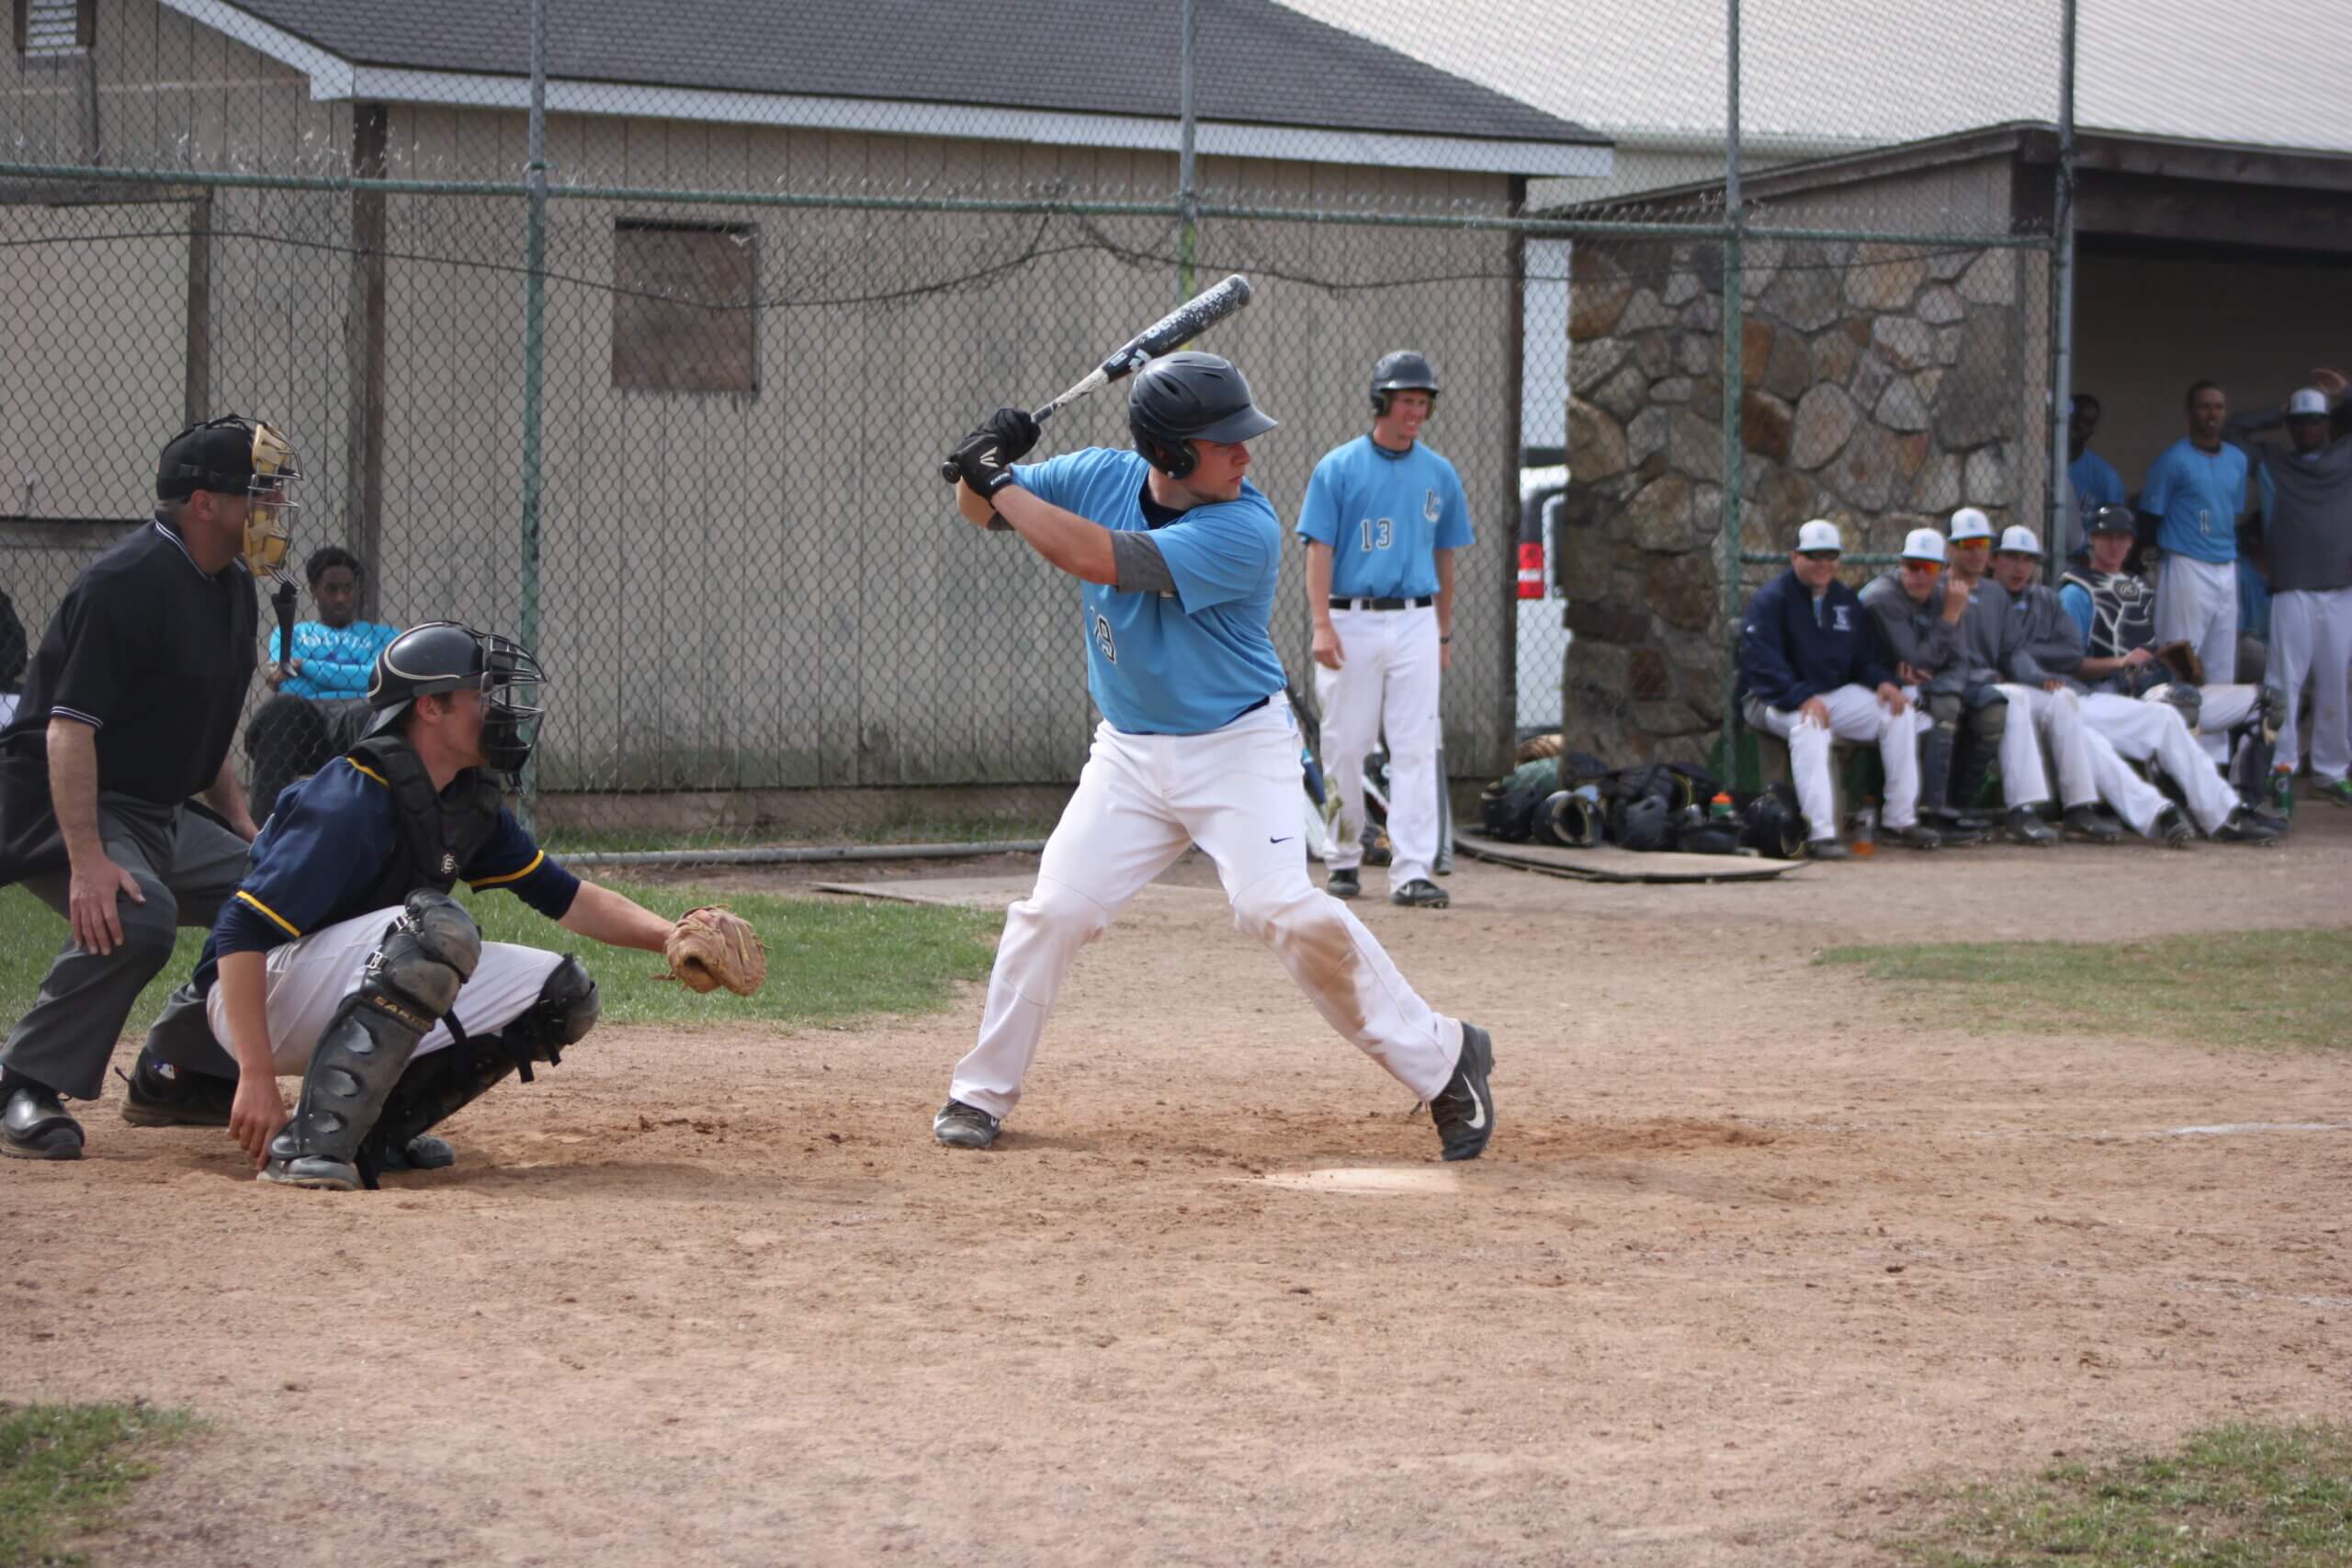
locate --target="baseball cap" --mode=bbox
[1947,507,1995,543]
[1996,525,2043,557]
[157,416,263,502]
[1793,519,1842,555]
[1900,527,1947,564]
[2289,388,2330,419]
[2087,503,2137,535]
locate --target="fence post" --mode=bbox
[2045,0,2078,574]
[1177,0,1199,299]
[518,0,548,818]
[1716,0,1747,782]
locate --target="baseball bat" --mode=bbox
[271,580,298,680]
[939,273,1254,482]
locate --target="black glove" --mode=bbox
[949,407,1041,497]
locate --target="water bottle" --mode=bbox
[1849,798,1879,856]
[2271,764,2295,819]
[1710,791,1736,824]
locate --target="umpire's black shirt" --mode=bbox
[0,517,258,883]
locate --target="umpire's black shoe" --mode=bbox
[3,1078,84,1160]
[1325,867,1361,900]
[119,1047,235,1128]
[1392,878,1449,909]
[2060,804,2122,843]
[933,1099,1002,1150]
[1429,1024,1495,1161]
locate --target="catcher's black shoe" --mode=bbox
[1391,878,1449,908]
[119,1048,235,1127]
[933,1099,1001,1150]
[2,1077,83,1160]
[2154,804,2194,849]
[1429,1024,1495,1162]
[2060,804,2121,843]
[1325,867,1361,900]
[377,1134,457,1170]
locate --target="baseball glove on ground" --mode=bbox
[661,905,767,996]
[2154,639,2205,686]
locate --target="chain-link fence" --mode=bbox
[0,0,2106,856]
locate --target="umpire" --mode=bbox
[0,415,300,1159]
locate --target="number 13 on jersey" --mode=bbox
[1359,517,1395,551]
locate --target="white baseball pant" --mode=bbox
[2001,684,2102,810]
[2145,682,2261,768]
[206,906,565,1075]
[948,696,1464,1121]
[2267,587,2352,782]
[2078,692,2238,835]
[1747,684,1921,841]
[2154,555,2239,688]
[1314,604,1443,891]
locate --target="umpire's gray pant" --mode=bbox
[1,796,249,1100]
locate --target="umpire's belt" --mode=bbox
[1329,595,1431,611]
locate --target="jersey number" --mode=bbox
[1359,517,1395,551]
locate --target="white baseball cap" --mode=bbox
[1793,518,1843,554]
[1948,507,1995,543]
[1900,527,1947,563]
[1996,525,2043,558]
[2289,388,2331,418]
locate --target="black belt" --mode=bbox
[1328,595,1431,611]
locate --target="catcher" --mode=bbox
[124,621,765,1190]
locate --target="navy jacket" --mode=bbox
[1737,568,1895,709]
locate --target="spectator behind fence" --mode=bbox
[243,546,401,822]
[2065,393,2124,563]
[0,588,27,728]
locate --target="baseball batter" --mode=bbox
[933,352,1495,1160]
[124,622,736,1190]
[1297,351,1471,908]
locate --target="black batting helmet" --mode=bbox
[364,621,548,781]
[2086,503,2137,536]
[1128,352,1278,479]
[1370,350,1440,415]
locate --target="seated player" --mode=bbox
[1737,519,1937,858]
[245,546,403,819]
[125,622,708,1190]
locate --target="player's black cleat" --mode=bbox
[933,1099,1001,1150]
[1803,838,1852,861]
[2211,811,2285,846]
[2154,804,2194,849]
[119,1047,235,1127]
[1391,878,1449,908]
[2002,807,2057,846]
[1325,867,1361,900]
[1429,1024,1495,1162]
[1886,823,1944,850]
[3,1078,83,1160]
[2061,805,2122,843]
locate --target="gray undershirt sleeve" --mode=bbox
[1110,529,1179,595]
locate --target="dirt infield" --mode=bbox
[8,816,2351,1565]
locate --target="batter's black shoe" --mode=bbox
[2211,811,2285,846]
[2060,805,2121,843]
[2154,805,2194,849]
[1429,1024,1495,1162]
[1391,879,1449,908]
[933,1099,1001,1150]
[3,1078,83,1160]
[119,1048,235,1127]
[2002,807,2057,846]
[1325,867,1361,900]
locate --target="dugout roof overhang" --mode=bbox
[161,0,1615,180]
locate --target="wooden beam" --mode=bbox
[345,103,390,617]
[182,189,211,427]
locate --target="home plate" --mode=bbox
[1258,1166,1465,1195]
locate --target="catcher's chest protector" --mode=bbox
[347,734,504,902]
[2061,569,2154,660]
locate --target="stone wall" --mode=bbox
[1559,237,2030,763]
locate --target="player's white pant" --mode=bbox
[2145,682,2261,767]
[2078,692,2237,835]
[2268,587,2352,782]
[2002,684,2101,809]
[2154,555,2238,688]
[950,696,1464,1121]
[206,906,564,1074]
[1747,684,1920,841]
[1314,604,1442,891]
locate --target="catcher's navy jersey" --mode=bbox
[194,754,579,991]
[1293,435,1472,600]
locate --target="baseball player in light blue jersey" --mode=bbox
[2065,393,2124,560]
[2141,379,2251,685]
[1297,351,1472,908]
[935,353,1495,1161]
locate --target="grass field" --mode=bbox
[1819,930,2351,1051]
[0,1402,191,1567]
[0,880,1000,1038]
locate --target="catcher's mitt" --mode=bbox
[2154,639,2205,686]
[1515,732,1564,763]
[660,905,767,996]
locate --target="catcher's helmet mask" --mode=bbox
[365,620,548,780]
[1128,351,1277,479]
[1369,350,1440,416]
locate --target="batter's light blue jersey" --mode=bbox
[1294,436,1473,599]
[2142,439,2247,565]
[1012,447,1285,736]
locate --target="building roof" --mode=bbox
[164,0,1611,177]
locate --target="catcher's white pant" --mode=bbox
[1314,604,1442,891]
[206,905,564,1074]
[2144,682,2260,768]
[2268,587,2352,782]
[2001,684,2102,810]
[2078,692,2238,835]
[949,696,1464,1121]
[2154,555,2239,688]
[1748,684,1921,841]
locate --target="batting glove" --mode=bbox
[950,407,1040,496]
